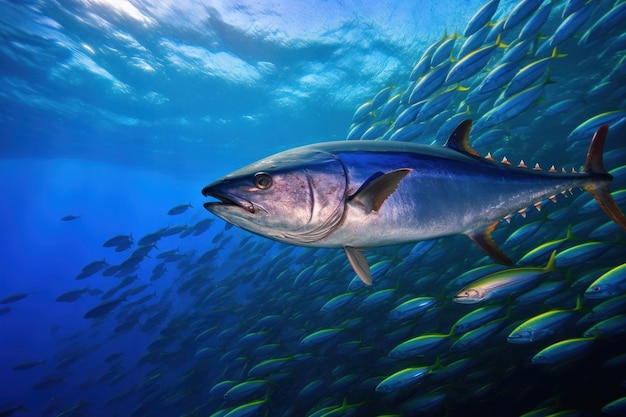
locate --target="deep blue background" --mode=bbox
[1,0,626,416]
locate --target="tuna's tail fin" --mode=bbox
[581,125,626,231]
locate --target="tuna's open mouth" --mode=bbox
[202,188,255,214]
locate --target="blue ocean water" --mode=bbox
[1,1,626,417]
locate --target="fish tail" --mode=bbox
[495,33,508,49]
[574,294,583,312]
[551,47,567,59]
[545,250,557,272]
[582,125,626,232]
[433,356,444,370]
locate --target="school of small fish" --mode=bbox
[3,1,626,416]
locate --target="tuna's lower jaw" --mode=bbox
[201,189,255,214]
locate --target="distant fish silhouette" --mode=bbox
[61,215,80,221]
[167,203,193,215]
[12,360,45,371]
[84,298,125,319]
[0,404,28,416]
[0,292,33,304]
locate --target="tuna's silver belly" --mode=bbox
[313,153,589,249]
[316,175,492,248]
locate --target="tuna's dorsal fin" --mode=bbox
[344,246,372,285]
[582,125,608,175]
[465,221,513,265]
[444,119,479,157]
[348,168,412,213]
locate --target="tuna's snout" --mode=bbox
[201,184,256,214]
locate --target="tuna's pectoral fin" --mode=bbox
[348,168,412,213]
[344,246,372,285]
[465,221,513,265]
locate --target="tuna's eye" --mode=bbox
[254,172,273,190]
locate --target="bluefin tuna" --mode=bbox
[202,122,626,284]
